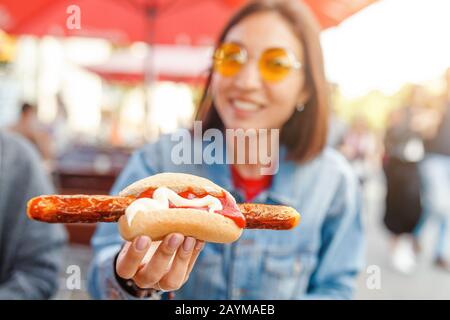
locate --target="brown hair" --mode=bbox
[20,102,36,116]
[196,0,329,163]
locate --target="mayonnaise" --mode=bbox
[125,187,223,226]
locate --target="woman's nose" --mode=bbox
[233,61,263,91]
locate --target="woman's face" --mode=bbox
[211,11,309,131]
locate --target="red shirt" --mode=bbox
[231,166,273,202]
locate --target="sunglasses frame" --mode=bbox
[213,42,302,82]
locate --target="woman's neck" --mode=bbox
[233,163,263,179]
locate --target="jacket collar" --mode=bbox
[266,146,298,207]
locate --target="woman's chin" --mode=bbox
[224,120,268,131]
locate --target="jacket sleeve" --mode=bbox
[0,221,67,299]
[0,134,67,299]
[304,169,365,299]
[88,149,159,299]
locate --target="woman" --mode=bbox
[415,71,450,272]
[383,104,424,274]
[88,0,364,300]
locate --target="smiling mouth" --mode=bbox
[230,99,264,114]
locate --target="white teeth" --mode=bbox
[232,100,260,111]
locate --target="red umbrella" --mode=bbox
[0,0,377,45]
[303,0,378,29]
[84,45,212,84]
[0,0,244,45]
[0,0,377,84]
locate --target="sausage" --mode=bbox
[27,195,300,230]
[27,195,134,223]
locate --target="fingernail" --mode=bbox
[183,237,195,252]
[195,241,205,251]
[168,234,183,250]
[134,236,150,251]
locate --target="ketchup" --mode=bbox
[138,187,246,228]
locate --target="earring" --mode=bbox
[296,104,305,112]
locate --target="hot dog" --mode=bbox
[27,173,301,243]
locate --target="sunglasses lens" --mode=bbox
[213,43,246,77]
[259,48,295,82]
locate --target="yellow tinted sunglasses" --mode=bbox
[213,42,302,83]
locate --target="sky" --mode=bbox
[321,0,450,97]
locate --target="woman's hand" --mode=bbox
[115,233,204,292]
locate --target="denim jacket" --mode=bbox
[88,134,364,299]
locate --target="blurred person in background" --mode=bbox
[327,84,348,149]
[382,91,425,274]
[340,114,378,185]
[8,103,54,165]
[89,0,364,300]
[0,130,67,299]
[49,94,72,157]
[414,69,450,271]
[327,110,348,149]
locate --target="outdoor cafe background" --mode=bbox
[0,0,380,216]
[0,0,450,298]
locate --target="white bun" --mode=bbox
[118,173,242,243]
[118,208,242,243]
[119,172,227,197]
